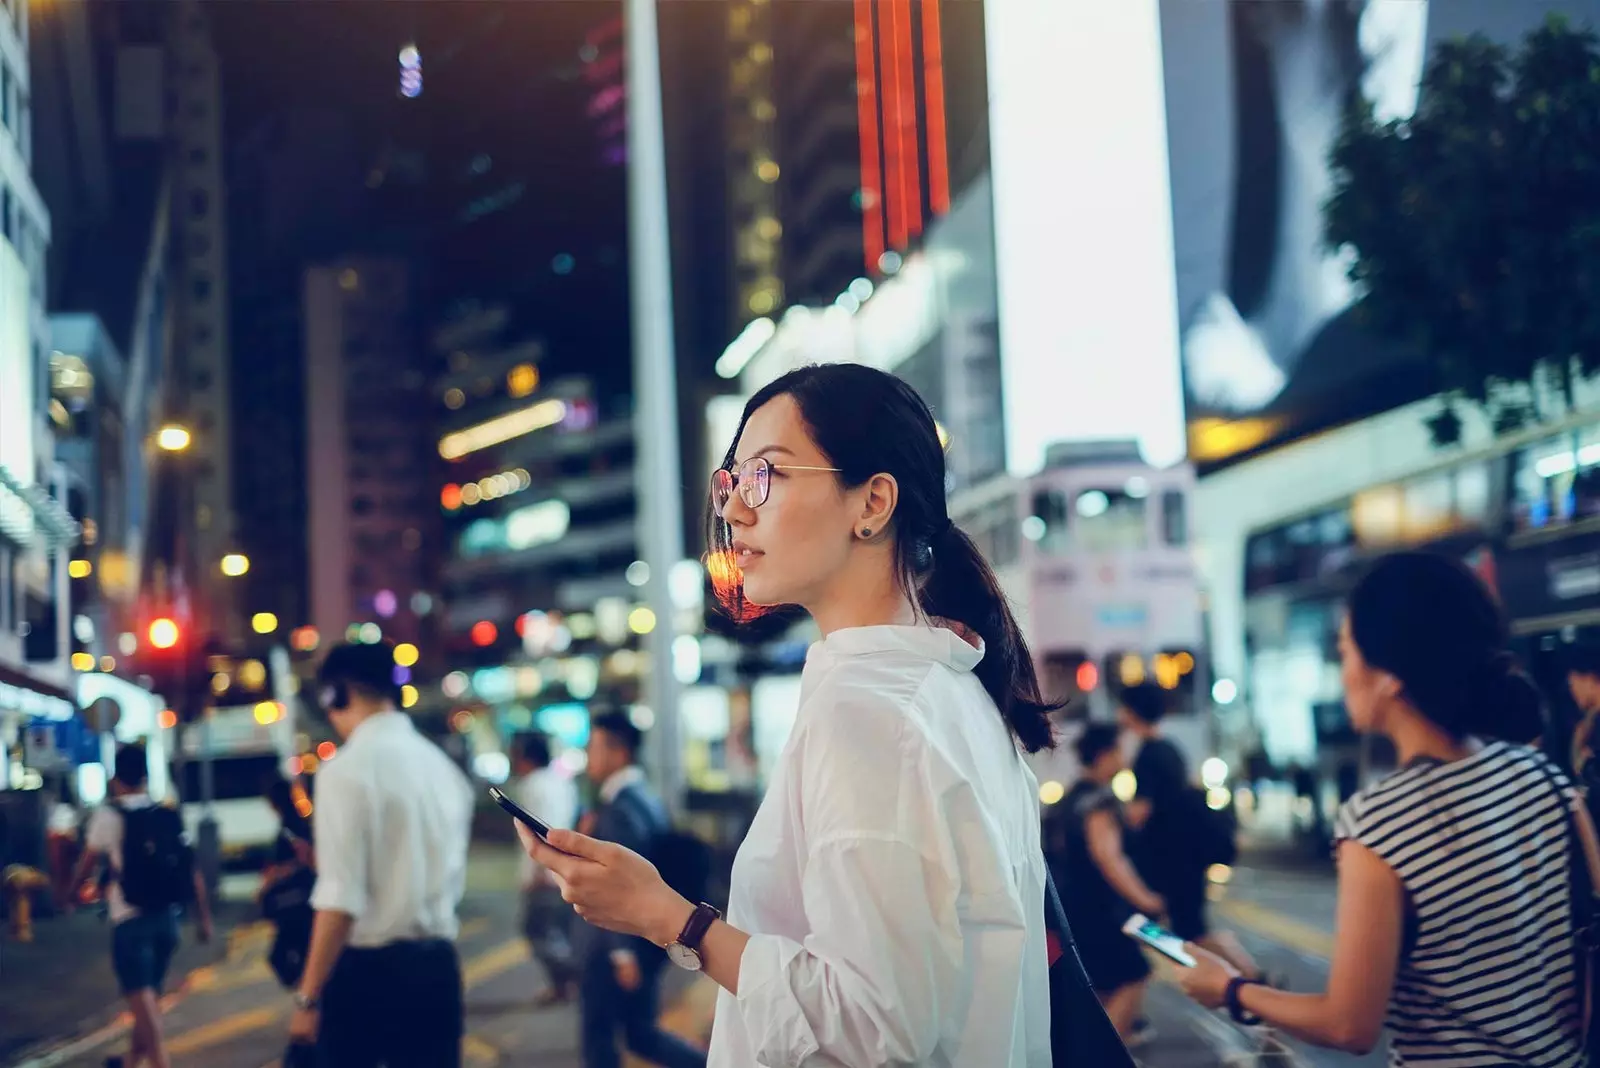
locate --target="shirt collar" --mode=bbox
[600,764,647,805]
[809,623,985,674]
[344,709,413,747]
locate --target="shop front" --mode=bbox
[0,662,80,872]
[1497,523,1600,765]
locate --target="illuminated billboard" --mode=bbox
[984,0,1186,474]
[0,237,34,541]
[1160,0,1600,469]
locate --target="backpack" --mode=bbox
[115,803,194,910]
[612,788,714,906]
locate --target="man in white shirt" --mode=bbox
[73,743,212,1068]
[511,731,579,1005]
[287,642,475,1068]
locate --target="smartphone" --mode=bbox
[487,786,561,847]
[1121,913,1197,967]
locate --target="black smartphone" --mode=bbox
[487,786,565,850]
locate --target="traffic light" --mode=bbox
[149,617,180,650]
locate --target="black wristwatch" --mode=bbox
[665,902,722,972]
[1225,976,1264,1026]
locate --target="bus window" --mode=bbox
[169,753,285,804]
[1074,488,1147,552]
[1030,491,1071,553]
[1162,491,1188,547]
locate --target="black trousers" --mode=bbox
[318,939,463,1068]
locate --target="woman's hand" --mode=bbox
[1175,943,1240,1009]
[516,824,693,945]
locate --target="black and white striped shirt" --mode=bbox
[1334,742,1584,1067]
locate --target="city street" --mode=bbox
[0,845,1379,1068]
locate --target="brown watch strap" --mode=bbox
[677,902,721,950]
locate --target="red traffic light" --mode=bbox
[148,618,181,650]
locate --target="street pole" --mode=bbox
[625,0,687,814]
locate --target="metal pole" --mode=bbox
[625,0,686,813]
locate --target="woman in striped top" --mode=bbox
[1177,552,1584,1066]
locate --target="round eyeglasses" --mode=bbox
[711,456,841,518]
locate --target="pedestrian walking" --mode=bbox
[1046,724,1163,1041]
[286,641,475,1068]
[516,365,1059,1066]
[1118,682,1259,980]
[511,731,580,1006]
[1176,551,1584,1066]
[569,712,706,1068]
[72,743,212,1068]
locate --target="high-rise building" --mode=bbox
[721,0,962,336]
[303,258,435,661]
[229,108,369,641]
[162,1,235,639]
[0,0,83,795]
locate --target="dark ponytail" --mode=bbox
[1348,552,1546,744]
[709,363,1061,753]
[918,521,1059,752]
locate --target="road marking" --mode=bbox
[461,939,530,988]
[1214,898,1337,959]
[463,1033,502,1065]
[164,1007,282,1056]
[460,917,491,940]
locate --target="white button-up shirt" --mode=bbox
[707,624,1052,1068]
[515,764,578,888]
[310,711,475,948]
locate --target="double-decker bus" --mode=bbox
[952,441,1208,795]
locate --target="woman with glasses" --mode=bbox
[518,363,1058,1066]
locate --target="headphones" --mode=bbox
[319,676,402,713]
[320,680,351,713]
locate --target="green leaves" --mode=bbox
[1325,14,1600,442]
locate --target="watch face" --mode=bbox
[666,942,704,972]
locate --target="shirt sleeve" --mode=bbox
[309,766,369,918]
[732,689,971,1067]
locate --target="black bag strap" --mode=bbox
[1529,752,1600,1035]
[1042,849,1135,1067]
[1043,863,1073,951]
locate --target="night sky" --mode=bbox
[208,0,635,386]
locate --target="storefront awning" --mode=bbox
[0,661,76,722]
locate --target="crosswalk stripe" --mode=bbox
[462,1034,502,1065]
[164,1006,283,1056]
[1214,898,1336,959]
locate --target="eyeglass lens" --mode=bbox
[711,457,770,517]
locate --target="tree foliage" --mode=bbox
[1325,15,1600,443]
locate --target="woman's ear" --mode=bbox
[857,472,898,538]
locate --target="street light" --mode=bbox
[156,424,192,452]
[220,553,250,577]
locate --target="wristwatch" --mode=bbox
[1225,976,1264,1026]
[665,902,722,972]
[293,991,320,1012]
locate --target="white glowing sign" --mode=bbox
[984,0,1186,472]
